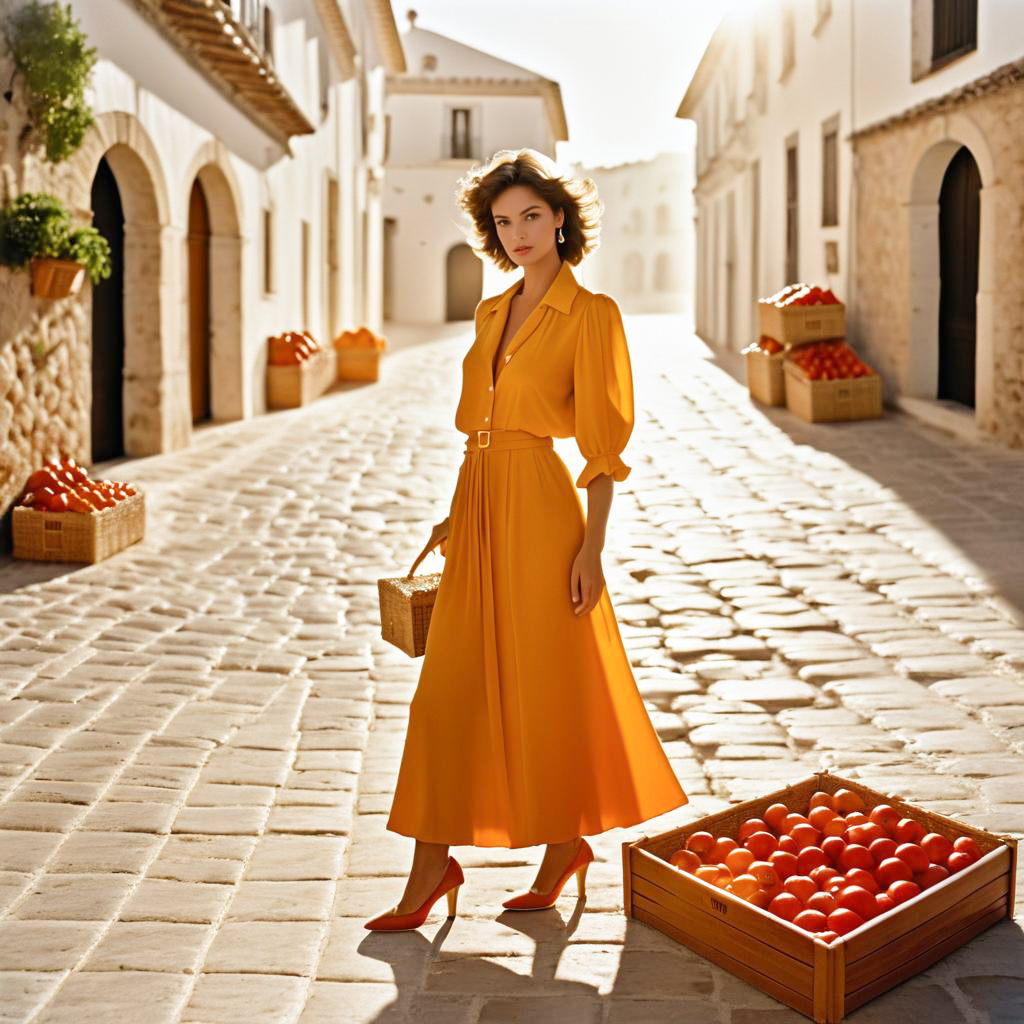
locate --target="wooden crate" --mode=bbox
[784,360,883,422]
[758,301,846,345]
[746,349,786,406]
[622,772,1017,1024]
[12,491,146,563]
[336,346,381,382]
[266,348,336,409]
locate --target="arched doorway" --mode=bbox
[937,146,980,408]
[445,243,482,321]
[90,156,125,463]
[187,178,212,424]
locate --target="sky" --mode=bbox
[388,0,737,169]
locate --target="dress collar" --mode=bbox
[485,260,580,317]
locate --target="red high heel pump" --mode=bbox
[502,838,594,911]
[364,856,464,931]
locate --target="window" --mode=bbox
[654,253,674,292]
[624,253,643,293]
[262,4,273,60]
[785,136,798,284]
[753,27,768,113]
[262,206,274,293]
[821,117,839,227]
[655,204,671,235]
[383,113,391,162]
[932,0,977,68]
[450,108,472,159]
[780,2,796,79]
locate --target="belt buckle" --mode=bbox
[476,429,490,449]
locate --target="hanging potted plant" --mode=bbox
[0,191,110,298]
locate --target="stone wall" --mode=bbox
[0,19,92,549]
[852,81,1024,449]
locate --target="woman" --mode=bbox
[365,149,687,931]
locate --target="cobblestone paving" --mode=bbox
[1,316,1022,1023]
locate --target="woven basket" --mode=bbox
[377,536,445,657]
[12,491,145,563]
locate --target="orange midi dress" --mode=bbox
[385,259,688,848]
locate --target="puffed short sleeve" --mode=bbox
[572,293,634,489]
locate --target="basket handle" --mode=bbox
[406,537,441,580]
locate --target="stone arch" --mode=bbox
[67,112,183,457]
[182,140,246,422]
[904,111,997,428]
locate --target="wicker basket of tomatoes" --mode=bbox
[783,339,882,422]
[742,335,787,406]
[334,327,386,382]
[622,772,1016,1023]
[267,331,335,409]
[13,458,145,563]
[758,284,845,344]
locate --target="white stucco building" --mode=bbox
[677,0,1024,448]
[382,10,568,324]
[0,0,406,534]
[574,151,694,316]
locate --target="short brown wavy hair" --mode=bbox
[455,148,603,272]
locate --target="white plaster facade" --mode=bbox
[573,151,694,316]
[0,0,404,536]
[678,0,1024,448]
[382,12,568,324]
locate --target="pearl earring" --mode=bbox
[557,225,565,243]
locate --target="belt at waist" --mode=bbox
[464,428,553,452]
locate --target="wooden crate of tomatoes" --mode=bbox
[266,331,336,409]
[334,327,387,382]
[758,284,845,344]
[742,335,786,406]
[13,458,145,563]
[784,339,882,422]
[622,772,1016,1024]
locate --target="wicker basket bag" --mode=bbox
[377,534,446,657]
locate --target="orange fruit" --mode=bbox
[833,789,865,814]
[725,848,755,876]
[768,850,799,881]
[763,803,791,833]
[710,837,739,863]
[783,875,817,905]
[790,824,821,850]
[685,831,715,857]
[730,873,759,899]
[669,849,701,873]
[749,861,779,889]
[744,831,778,859]
[808,791,835,811]
[738,818,769,842]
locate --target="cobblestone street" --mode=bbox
[2,315,1023,1024]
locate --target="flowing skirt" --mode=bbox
[385,432,688,848]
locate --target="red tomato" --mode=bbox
[768,893,802,921]
[790,824,821,850]
[817,930,842,943]
[669,849,702,873]
[947,851,974,874]
[838,844,873,872]
[783,875,817,905]
[828,908,865,936]
[748,889,773,909]
[844,868,879,895]
[916,864,950,889]
[797,846,828,875]
[744,831,778,859]
[783,813,810,833]
[777,835,800,855]
[763,803,791,833]
[847,823,885,847]
[837,885,876,920]
[887,880,921,905]
[749,861,779,889]
[875,893,896,915]
[738,819,769,843]
[953,837,982,862]
[810,865,840,888]
[686,831,715,857]
[876,857,914,887]
[869,837,898,864]
[793,909,828,933]
[893,818,926,844]
[808,806,837,831]
[895,843,930,873]
[821,817,847,838]
[834,789,866,814]
[843,811,869,829]
[769,850,799,881]
[920,833,953,864]
[806,890,837,915]
[711,837,738,863]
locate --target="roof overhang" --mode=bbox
[130,0,314,145]
[386,75,569,142]
[312,0,357,80]
[366,0,407,73]
[677,16,731,120]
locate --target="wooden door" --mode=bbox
[90,156,125,462]
[938,145,980,408]
[188,179,211,423]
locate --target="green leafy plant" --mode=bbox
[62,225,110,283]
[0,192,71,269]
[4,1,97,162]
[0,191,111,284]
